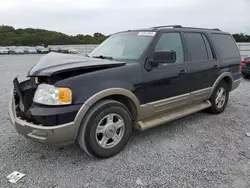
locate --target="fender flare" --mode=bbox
[208,72,233,98]
[73,88,141,133]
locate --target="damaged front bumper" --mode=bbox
[8,88,79,146]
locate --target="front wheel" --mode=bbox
[77,100,133,158]
[206,80,229,114]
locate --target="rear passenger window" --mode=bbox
[202,34,214,59]
[154,33,184,63]
[212,34,240,59]
[184,33,208,61]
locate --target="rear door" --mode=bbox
[183,32,219,92]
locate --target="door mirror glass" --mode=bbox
[150,50,176,66]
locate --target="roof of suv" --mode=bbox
[115,25,229,35]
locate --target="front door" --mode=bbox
[142,32,192,107]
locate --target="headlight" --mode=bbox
[33,84,72,105]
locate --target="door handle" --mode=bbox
[179,69,188,76]
[213,65,219,69]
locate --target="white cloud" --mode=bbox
[0,0,249,35]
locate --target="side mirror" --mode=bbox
[149,50,176,67]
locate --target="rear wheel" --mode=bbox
[77,100,133,158]
[206,80,229,114]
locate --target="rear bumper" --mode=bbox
[8,89,78,146]
[242,68,250,75]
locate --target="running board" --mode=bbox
[136,100,211,131]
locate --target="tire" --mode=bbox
[206,80,229,114]
[242,73,249,79]
[77,99,133,158]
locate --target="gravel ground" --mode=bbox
[0,55,250,188]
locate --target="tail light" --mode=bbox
[239,58,249,72]
[241,58,250,64]
[239,61,242,72]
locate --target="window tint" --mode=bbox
[184,33,208,61]
[211,34,240,59]
[202,34,214,59]
[154,33,184,63]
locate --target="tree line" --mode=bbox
[0,25,249,46]
[0,25,108,46]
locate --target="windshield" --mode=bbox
[89,31,155,60]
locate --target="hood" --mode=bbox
[28,52,126,76]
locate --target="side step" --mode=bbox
[136,100,211,131]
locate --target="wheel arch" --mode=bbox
[209,72,233,98]
[74,88,141,132]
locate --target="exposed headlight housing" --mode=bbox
[33,84,72,105]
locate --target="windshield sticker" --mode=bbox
[138,32,156,36]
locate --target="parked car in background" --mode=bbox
[49,47,60,53]
[60,47,70,53]
[240,56,250,79]
[36,46,49,54]
[69,48,77,54]
[0,47,9,54]
[9,47,25,54]
[7,47,16,54]
[24,47,37,54]
[50,46,62,53]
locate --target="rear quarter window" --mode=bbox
[211,34,240,59]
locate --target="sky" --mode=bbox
[0,0,249,36]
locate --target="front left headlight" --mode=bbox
[33,84,72,105]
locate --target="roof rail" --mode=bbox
[180,26,221,31]
[151,25,221,31]
[151,25,182,29]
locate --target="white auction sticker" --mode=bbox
[7,171,26,184]
[138,32,156,36]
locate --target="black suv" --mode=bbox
[9,25,242,158]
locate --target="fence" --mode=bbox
[48,44,98,54]
[49,43,250,57]
[237,43,250,57]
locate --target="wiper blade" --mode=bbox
[92,55,113,60]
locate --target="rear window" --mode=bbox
[211,34,240,59]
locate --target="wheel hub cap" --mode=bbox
[95,113,125,149]
[105,125,116,138]
[215,87,226,108]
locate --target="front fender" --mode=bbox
[72,80,138,104]
[72,87,141,135]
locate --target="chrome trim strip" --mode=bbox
[192,87,212,102]
[155,101,188,113]
[139,93,190,119]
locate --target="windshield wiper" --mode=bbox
[92,55,113,60]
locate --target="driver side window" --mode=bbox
[154,33,184,63]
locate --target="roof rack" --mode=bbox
[151,25,221,31]
[151,25,182,29]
